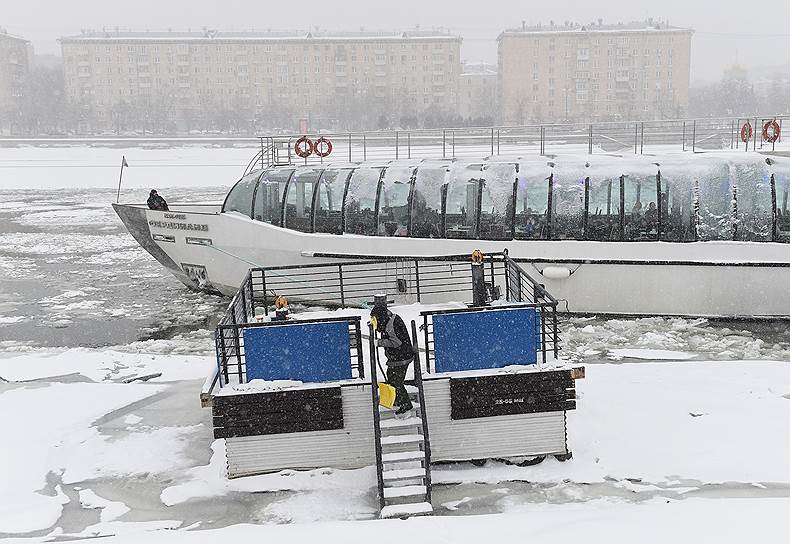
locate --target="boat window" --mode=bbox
[378,166,414,237]
[314,168,350,234]
[253,168,294,226]
[284,168,322,233]
[222,171,261,217]
[551,175,584,240]
[444,164,481,239]
[733,161,772,241]
[479,163,515,240]
[586,177,618,241]
[660,175,697,242]
[411,166,446,238]
[623,176,659,241]
[777,174,790,242]
[514,166,549,240]
[343,167,382,235]
[696,164,733,241]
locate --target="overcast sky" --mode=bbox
[5,0,790,82]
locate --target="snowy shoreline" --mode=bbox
[1,347,789,540]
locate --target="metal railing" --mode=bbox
[368,322,386,511]
[410,319,432,505]
[214,315,364,387]
[218,250,555,317]
[238,251,556,316]
[420,302,560,372]
[214,250,560,382]
[244,115,788,171]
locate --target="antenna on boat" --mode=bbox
[116,156,129,203]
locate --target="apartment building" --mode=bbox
[498,19,693,124]
[458,62,496,121]
[60,29,462,131]
[0,28,31,121]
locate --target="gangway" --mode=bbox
[369,321,433,519]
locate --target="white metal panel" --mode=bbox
[225,384,376,477]
[224,376,570,477]
[422,378,568,460]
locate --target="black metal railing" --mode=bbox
[368,323,386,511]
[214,315,364,387]
[419,301,560,372]
[214,250,560,384]
[227,250,553,317]
[410,319,432,505]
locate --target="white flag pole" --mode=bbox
[116,155,128,203]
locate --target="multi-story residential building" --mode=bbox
[0,28,32,129]
[498,19,693,124]
[60,29,461,131]
[458,62,496,121]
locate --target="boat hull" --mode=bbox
[114,204,790,319]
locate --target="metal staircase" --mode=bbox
[369,321,433,519]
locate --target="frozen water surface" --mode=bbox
[1,146,790,541]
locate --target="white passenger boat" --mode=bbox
[114,149,790,319]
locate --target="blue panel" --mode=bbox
[243,322,352,383]
[432,308,539,373]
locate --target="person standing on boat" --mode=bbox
[147,189,169,211]
[371,306,414,415]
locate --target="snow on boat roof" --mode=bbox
[251,151,781,180]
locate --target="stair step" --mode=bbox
[380,434,424,446]
[380,502,433,519]
[383,485,427,499]
[379,417,422,429]
[381,450,425,463]
[383,468,426,481]
[379,402,420,413]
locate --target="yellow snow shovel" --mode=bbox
[378,382,397,409]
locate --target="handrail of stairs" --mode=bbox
[411,319,432,505]
[368,322,386,511]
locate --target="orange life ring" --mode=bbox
[314,137,333,158]
[294,136,313,158]
[740,122,753,143]
[762,120,781,143]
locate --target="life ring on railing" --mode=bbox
[740,122,753,143]
[314,137,333,158]
[294,136,313,158]
[762,119,781,143]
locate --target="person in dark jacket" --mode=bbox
[147,189,169,211]
[371,306,414,414]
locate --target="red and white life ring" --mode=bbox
[740,122,753,143]
[762,120,781,143]
[314,137,333,158]
[294,136,313,158]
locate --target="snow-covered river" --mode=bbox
[1,145,789,542]
[1,145,789,360]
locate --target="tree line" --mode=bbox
[0,64,784,136]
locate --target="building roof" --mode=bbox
[461,62,497,76]
[498,19,693,40]
[0,27,29,43]
[60,28,461,43]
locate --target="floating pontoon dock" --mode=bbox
[201,251,584,518]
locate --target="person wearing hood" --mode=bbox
[370,305,414,415]
[147,189,169,211]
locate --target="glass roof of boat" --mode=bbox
[221,153,788,243]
